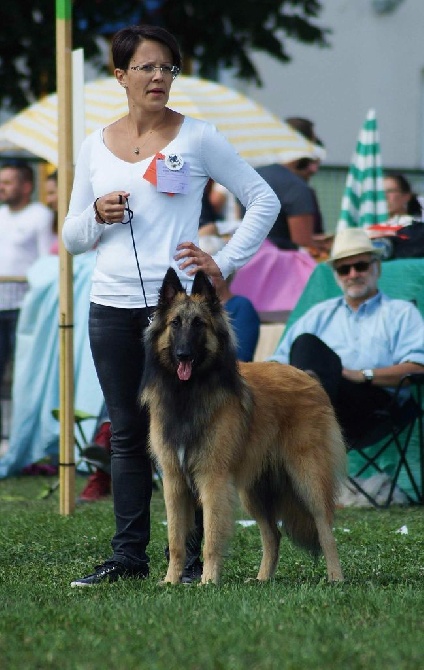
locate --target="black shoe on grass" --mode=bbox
[70,561,148,587]
[181,558,203,584]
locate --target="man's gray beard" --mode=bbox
[345,282,373,299]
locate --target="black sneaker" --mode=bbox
[70,561,148,587]
[181,558,203,584]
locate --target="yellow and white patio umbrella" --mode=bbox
[0,75,318,167]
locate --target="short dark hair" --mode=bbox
[294,157,315,171]
[112,24,182,71]
[385,173,411,194]
[1,159,34,184]
[385,172,422,217]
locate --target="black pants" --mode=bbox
[289,334,395,443]
[89,303,155,571]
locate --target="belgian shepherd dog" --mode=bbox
[141,267,345,584]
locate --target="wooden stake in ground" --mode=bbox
[56,0,75,515]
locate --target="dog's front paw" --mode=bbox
[162,568,182,584]
[200,572,219,586]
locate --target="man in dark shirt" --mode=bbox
[256,116,330,256]
[256,162,316,249]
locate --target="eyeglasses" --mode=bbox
[385,188,403,195]
[129,64,180,78]
[334,260,376,277]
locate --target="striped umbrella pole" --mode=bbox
[338,109,388,229]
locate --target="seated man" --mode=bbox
[269,228,424,443]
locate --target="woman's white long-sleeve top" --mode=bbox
[62,116,280,308]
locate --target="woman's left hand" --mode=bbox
[175,241,223,278]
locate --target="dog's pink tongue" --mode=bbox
[177,361,192,381]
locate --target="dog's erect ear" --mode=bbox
[191,270,213,296]
[158,267,185,307]
[191,270,221,311]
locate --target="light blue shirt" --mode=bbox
[270,292,424,393]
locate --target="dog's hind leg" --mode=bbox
[283,471,344,582]
[162,471,193,584]
[313,514,343,582]
[254,516,281,581]
[239,489,281,581]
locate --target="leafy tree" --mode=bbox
[0,1,329,112]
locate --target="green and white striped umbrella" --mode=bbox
[337,109,387,229]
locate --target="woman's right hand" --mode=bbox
[175,241,223,279]
[95,191,130,224]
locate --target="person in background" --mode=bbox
[198,180,242,255]
[215,274,260,362]
[255,117,329,258]
[198,178,220,238]
[384,173,423,224]
[62,24,279,587]
[230,117,327,312]
[45,169,59,253]
[269,228,424,443]
[254,158,314,251]
[0,160,54,440]
[209,181,242,228]
[285,117,326,238]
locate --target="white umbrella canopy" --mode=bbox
[0,75,318,167]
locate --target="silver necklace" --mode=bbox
[126,110,167,156]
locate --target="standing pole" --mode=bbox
[56,0,75,514]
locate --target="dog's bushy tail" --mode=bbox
[279,480,323,556]
[278,414,345,556]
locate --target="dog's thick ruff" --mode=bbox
[141,268,345,584]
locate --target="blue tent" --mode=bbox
[0,252,103,478]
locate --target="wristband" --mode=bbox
[93,198,108,224]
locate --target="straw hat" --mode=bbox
[328,228,382,264]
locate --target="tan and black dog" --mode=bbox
[141,267,345,584]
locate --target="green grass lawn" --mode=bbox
[1,474,423,670]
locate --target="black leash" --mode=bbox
[121,197,153,324]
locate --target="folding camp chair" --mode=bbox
[346,373,424,507]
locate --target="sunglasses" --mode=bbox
[335,259,375,277]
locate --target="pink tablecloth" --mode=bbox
[230,240,316,312]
